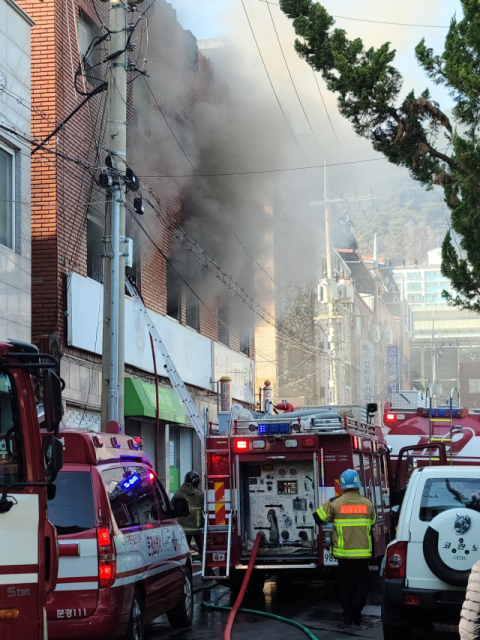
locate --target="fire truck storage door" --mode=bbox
[243,461,316,555]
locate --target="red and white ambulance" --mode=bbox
[45,428,193,640]
[0,340,63,640]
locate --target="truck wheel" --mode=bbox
[423,508,480,587]
[126,588,145,640]
[383,624,413,640]
[167,569,193,629]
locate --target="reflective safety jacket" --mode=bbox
[314,489,376,559]
[172,483,205,534]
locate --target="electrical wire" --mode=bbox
[240,0,305,158]
[257,0,449,27]
[265,1,319,143]
[137,156,385,178]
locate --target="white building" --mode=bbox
[393,248,480,402]
[0,0,33,342]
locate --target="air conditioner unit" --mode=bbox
[124,237,134,269]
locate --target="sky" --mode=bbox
[170,0,462,146]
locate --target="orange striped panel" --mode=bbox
[215,503,226,525]
[214,482,225,503]
[339,505,368,514]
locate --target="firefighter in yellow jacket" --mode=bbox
[313,469,376,626]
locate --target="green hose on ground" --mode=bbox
[202,602,319,640]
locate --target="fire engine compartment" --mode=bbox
[238,459,318,557]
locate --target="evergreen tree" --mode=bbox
[280,0,480,311]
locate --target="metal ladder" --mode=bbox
[202,428,233,579]
[429,388,460,463]
[125,278,205,444]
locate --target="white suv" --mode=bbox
[382,466,480,640]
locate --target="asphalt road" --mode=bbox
[146,568,458,640]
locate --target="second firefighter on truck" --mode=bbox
[313,469,376,627]
[173,471,205,555]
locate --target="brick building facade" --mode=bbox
[17,0,256,489]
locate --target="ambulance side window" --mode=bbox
[102,467,141,529]
[127,466,161,525]
[152,480,173,519]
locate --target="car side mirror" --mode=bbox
[43,435,63,482]
[391,504,400,520]
[44,369,63,434]
[172,497,189,518]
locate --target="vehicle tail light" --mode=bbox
[97,526,116,588]
[302,438,315,447]
[252,440,266,449]
[235,440,248,451]
[385,413,396,423]
[285,439,298,448]
[385,541,408,579]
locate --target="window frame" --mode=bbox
[0,141,15,250]
[0,368,24,488]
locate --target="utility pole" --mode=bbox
[324,161,339,405]
[101,0,128,431]
[373,233,381,408]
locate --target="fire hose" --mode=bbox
[202,531,318,640]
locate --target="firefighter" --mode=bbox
[173,470,205,556]
[313,468,376,626]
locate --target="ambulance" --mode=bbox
[45,428,193,639]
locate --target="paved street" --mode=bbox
[146,569,456,640]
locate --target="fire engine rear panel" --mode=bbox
[240,460,317,556]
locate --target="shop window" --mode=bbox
[0,144,15,250]
[167,264,181,321]
[78,10,103,87]
[218,299,229,346]
[185,288,200,331]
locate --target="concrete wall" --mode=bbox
[0,0,33,342]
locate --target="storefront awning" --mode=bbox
[124,377,188,424]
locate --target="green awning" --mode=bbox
[124,377,188,424]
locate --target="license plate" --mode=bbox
[323,550,338,566]
[212,553,225,561]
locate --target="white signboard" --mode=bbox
[213,342,255,404]
[360,339,374,403]
[67,273,212,391]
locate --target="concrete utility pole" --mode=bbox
[101,0,129,431]
[373,233,381,407]
[324,162,339,405]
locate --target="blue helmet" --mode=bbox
[339,469,362,490]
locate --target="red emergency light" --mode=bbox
[235,440,249,451]
[385,413,396,423]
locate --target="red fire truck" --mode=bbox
[0,341,63,640]
[202,405,391,590]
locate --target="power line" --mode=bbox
[240,0,305,157]
[265,1,319,143]
[137,156,385,178]
[257,0,449,28]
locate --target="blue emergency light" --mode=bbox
[258,423,290,435]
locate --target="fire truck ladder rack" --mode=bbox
[234,415,377,438]
[202,428,233,580]
[125,278,205,445]
[428,388,460,464]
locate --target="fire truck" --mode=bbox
[202,403,392,590]
[0,341,63,640]
[384,388,480,502]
